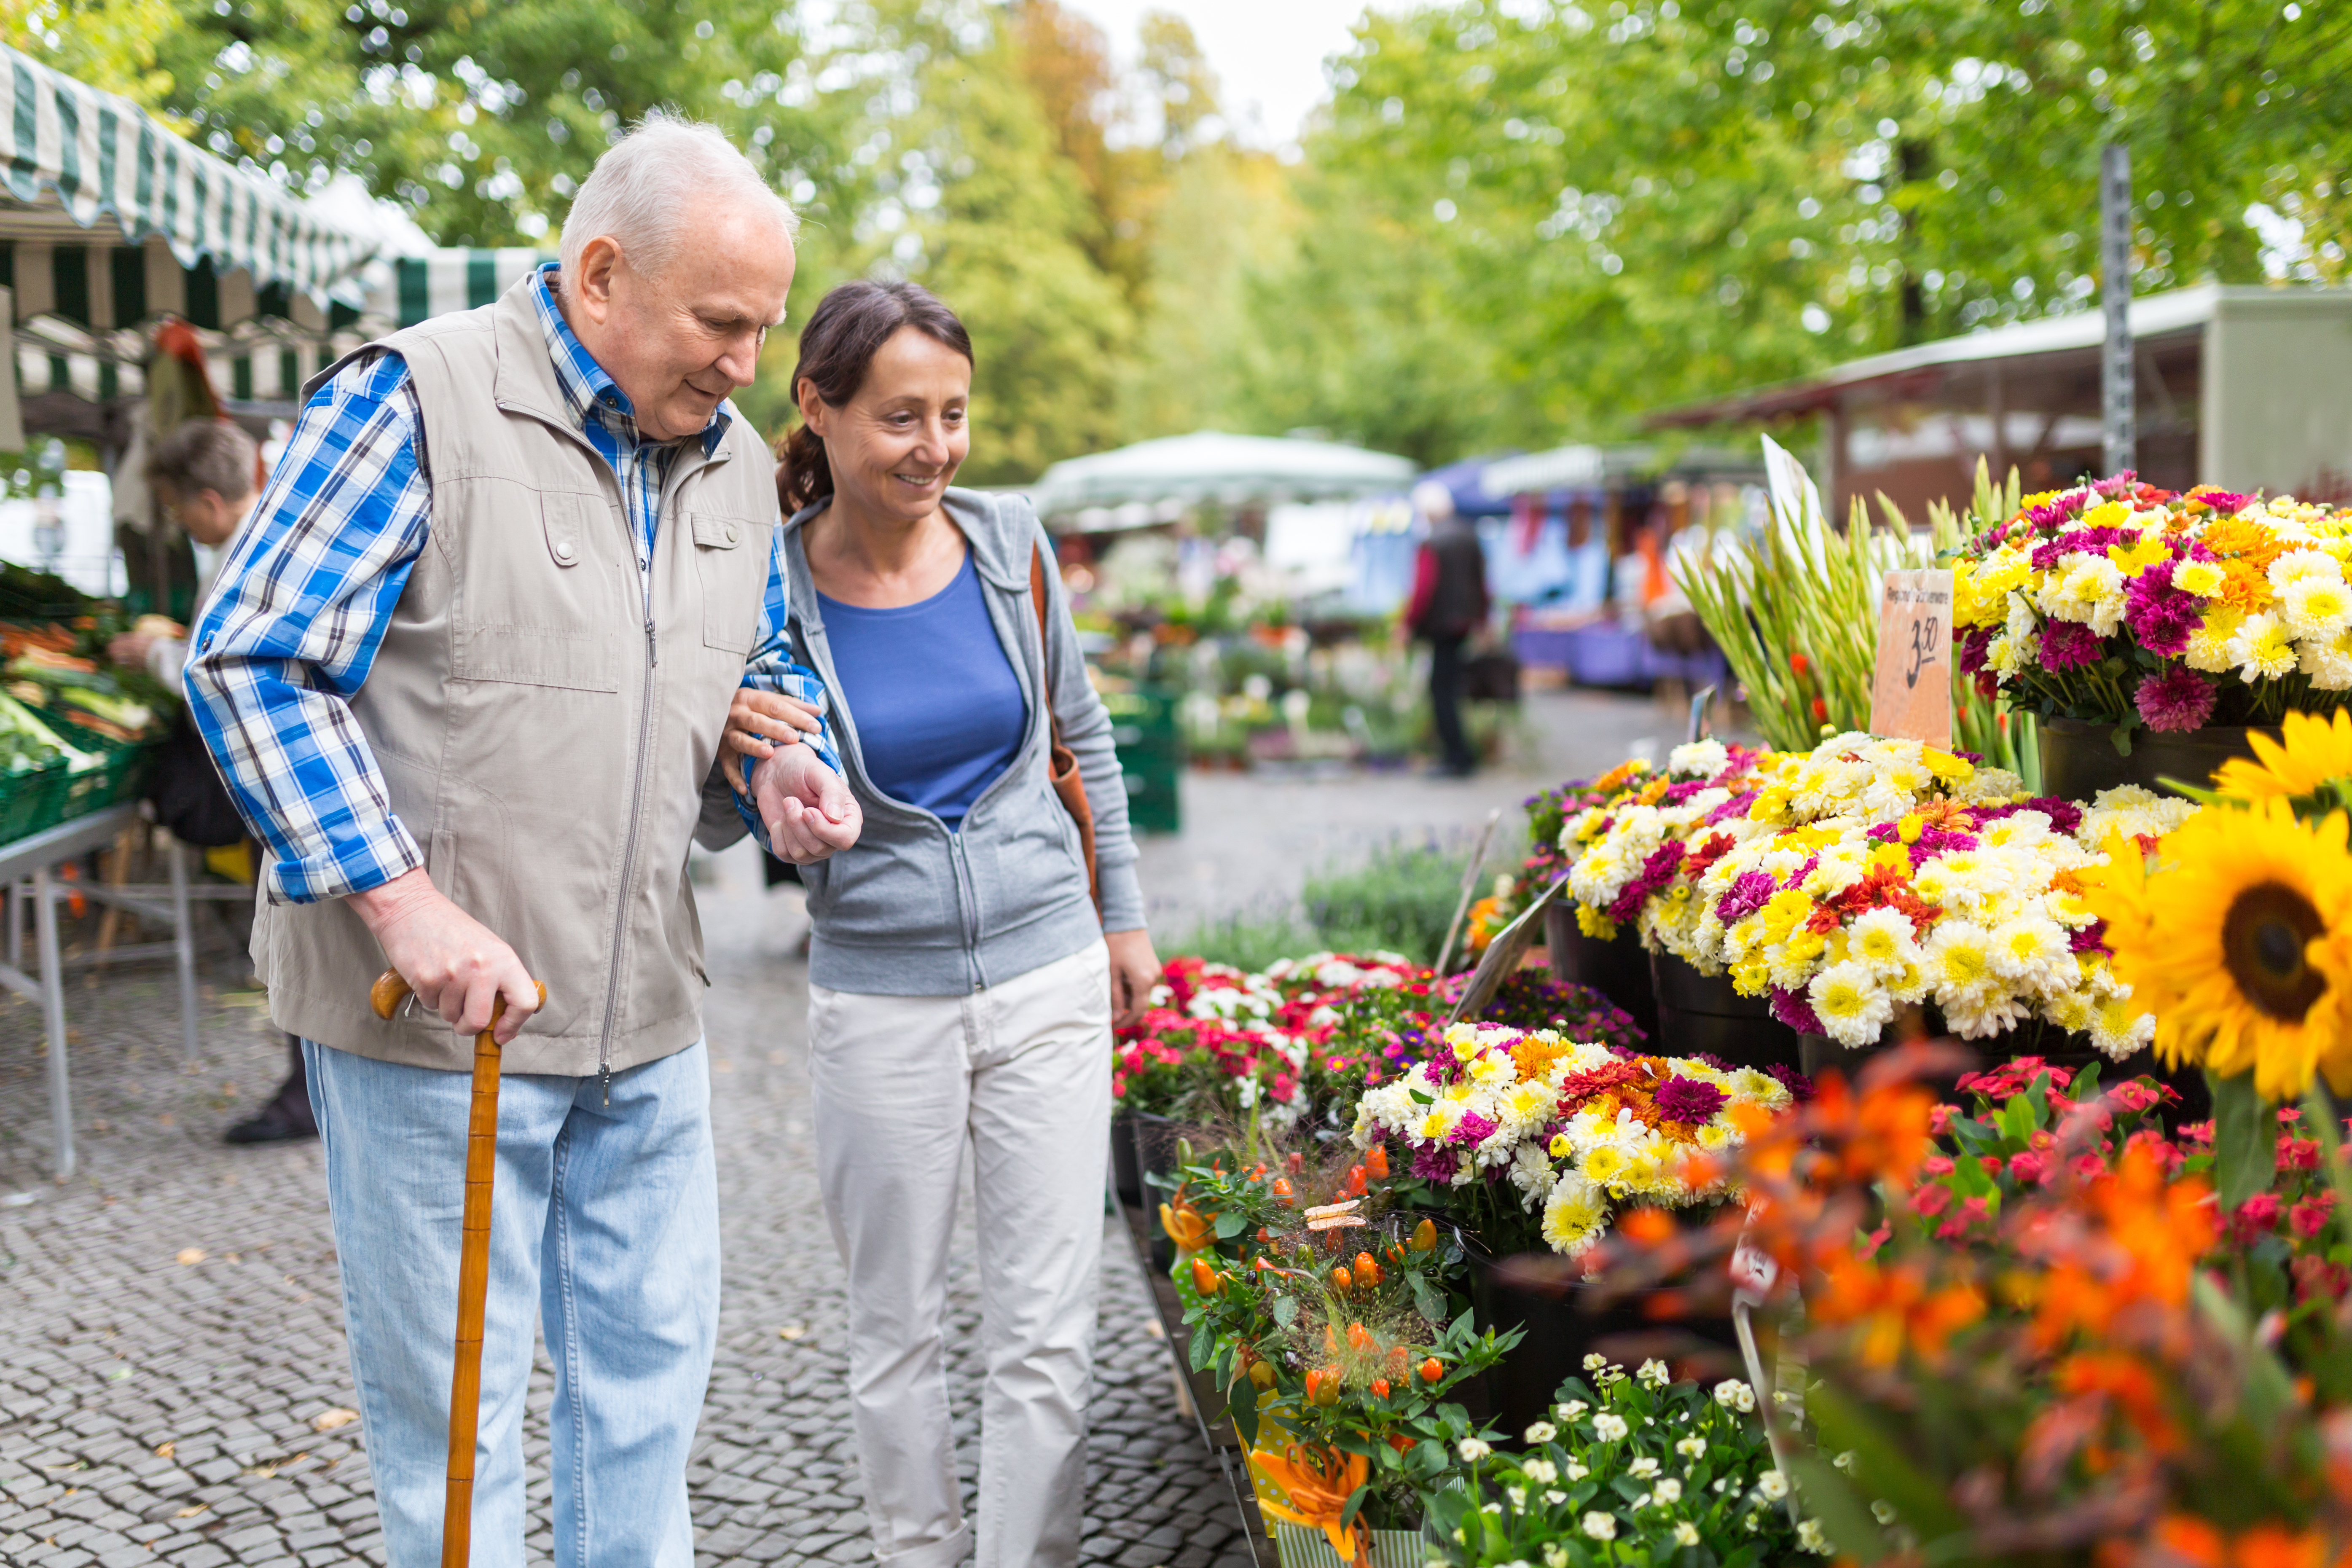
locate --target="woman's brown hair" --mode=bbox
[776,280,975,516]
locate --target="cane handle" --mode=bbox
[368,969,545,1024]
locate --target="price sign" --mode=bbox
[1869,569,1953,746]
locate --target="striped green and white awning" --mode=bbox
[0,43,379,306]
[378,249,555,326]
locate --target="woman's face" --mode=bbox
[803,325,971,524]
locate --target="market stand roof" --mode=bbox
[1,44,379,306]
[1031,430,1416,524]
[0,42,395,429]
[1645,284,2227,428]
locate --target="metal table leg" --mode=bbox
[168,840,199,1064]
[34,865,73,1182]
[7,877,23,970]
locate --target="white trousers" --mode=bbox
[808,939,1112,1568]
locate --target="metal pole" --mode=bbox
[34,866,74,1182]
[168,838,200,1065]
[2101,143,2135,478]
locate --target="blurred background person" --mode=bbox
[108,420,311,1145]
[1403,482,1491,778]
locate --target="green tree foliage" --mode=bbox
[5,0,854,248]
[1229,0,2352,457]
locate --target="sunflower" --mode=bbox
[2212,707,2352,803]
[2083,798,2352,1100]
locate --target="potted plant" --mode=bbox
[1950,473,2352,796]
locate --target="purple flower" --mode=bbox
[2039,618,2107,671]
[1452,1112,1499,1147]
[1971,798,2084,835]
[1769,986,1823,1034]
[2135,666,2216,733]
[1910,826,1980,862]
[1705,790,1759,825]
[2197,490,2251,515]
[1765,1062,1817,1103]
[1653,1076,1730,1124]
[1410,1143,1458,1181]
[2070,919,2109,954]
[1957,627,1993,677]
[1606,840,1687,924]
[2030,525,2121,569]
[1661,779,1711,805]
[1716,870,1778,924]
[2092,470,2139,499]
[2124,559,2199,658]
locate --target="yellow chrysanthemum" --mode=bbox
[2083,799,2352,1100]
[2212,707,2352,803]
[2175,559,2226,598]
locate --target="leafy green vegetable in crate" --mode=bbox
[0,688,88,772]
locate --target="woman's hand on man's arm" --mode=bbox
[721,687,824,792]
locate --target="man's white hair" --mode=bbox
[558,108,797,282]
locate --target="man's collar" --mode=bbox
[531,264,730,456]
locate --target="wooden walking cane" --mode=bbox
[369,969,545,1568]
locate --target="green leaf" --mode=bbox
[1339,1481,1372,1530]
[1272,1294,1297,1329]
[2210,1070,2277,1211]
[1410,1271,1447,1326]
[2110,721,2136,758]
[1214,1209,1249,1240]
[1188,1327,1214,1372]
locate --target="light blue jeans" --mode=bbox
[303,1039,720,1568]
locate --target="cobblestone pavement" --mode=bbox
[0,687,1666,1567]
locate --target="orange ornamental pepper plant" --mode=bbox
[1574,1045,2352,1566]
[1165,1129,1514,1536]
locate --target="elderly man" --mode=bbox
[186,113,855,1567]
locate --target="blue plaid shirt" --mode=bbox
[186,265,836,904]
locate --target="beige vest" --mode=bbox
[254,275,776,1076]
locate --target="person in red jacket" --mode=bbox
[1402,494,1490,777]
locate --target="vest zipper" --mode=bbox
[596,602,660,1103]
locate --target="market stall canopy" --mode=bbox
[1480,442,1764,496]
[0,43,387,429]
[1032,430,1416,527]
[1643,286,2222,428]
[1415,452,1521,518]
[369,248,554,327]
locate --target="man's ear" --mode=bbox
[570,236,621,325]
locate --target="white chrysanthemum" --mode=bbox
[2076,785,2196,849]
[2230,610,2299,681]
[1669,738,1730,778]
[1808,959,1893,1048]
[1989,914,2070,985]
[2269,547,2344,593]
[2282,575,2352,642]
[1541,1175,1609,1257]
[1846,905,1921,978]
[2302,632,2352,691]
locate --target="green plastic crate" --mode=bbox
[0,738,160,848]
[1104,686,1182,835]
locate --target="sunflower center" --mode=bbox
[2220,881,2329,1021]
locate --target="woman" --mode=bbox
[724,280,1158,1568]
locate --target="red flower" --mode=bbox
[2290,1192,2336,1240]
[2228,1192,2283,1243]
[2277,1135,2320,1173]
[2009,1151,2049,1186]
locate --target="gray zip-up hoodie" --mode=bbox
[704,486,1144,995]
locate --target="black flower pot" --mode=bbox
[1546,904,1659,1044]
[1647,952,1801,1073]
[1109,1110,1141,1207]
[2036,717,2269,802]
[1461,1237,1737,1438]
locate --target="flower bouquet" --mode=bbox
[1952,473,2352,746]
[1350,1022,1801,1258]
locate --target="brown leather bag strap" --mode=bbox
[1031,540,1102,919]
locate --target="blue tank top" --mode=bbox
[818,550,1027,831]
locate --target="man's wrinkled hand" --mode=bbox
[348,868,542,1044]
[752,747,861,863]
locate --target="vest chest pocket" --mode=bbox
[692,510,771,655]
[448,490,622,693]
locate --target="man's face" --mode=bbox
[156,482,249,547]
[564,196,797,443]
